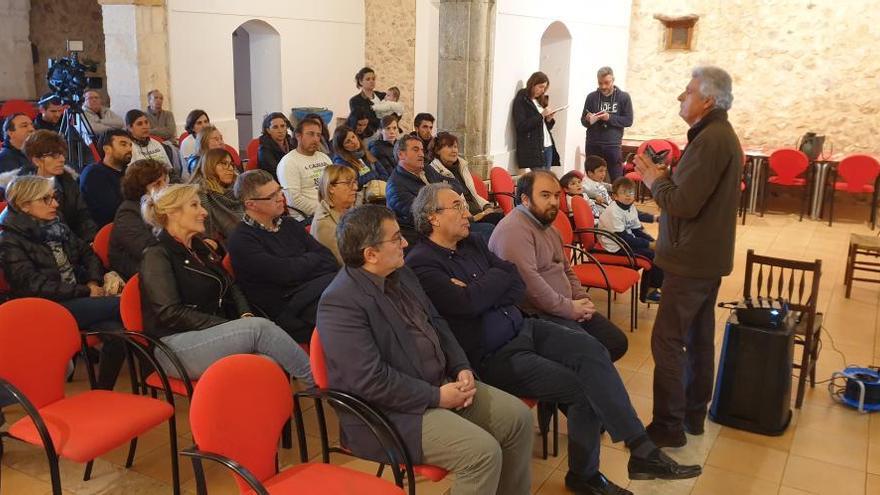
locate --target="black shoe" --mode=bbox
[645,422,686,448]
[628,449,702,481]
[565,471,632,495]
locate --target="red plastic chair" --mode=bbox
[763,148,811,220]
[303,330,448,494]
[224,144,242,169]
[571,196,652,272]
[177,131,189,147]
[489,167,516,214]
[0,99,38,120]
[552,211,641,331]
[221,253,235,278]
[183,354,405,495]
[470,171,489,201]
[824,154,880,228]
[0,298,180,494]
[0,201,7,214]
[246,138,261,171]
[91,223,113,269]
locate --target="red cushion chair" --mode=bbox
[246,137,261,171]
[177,131,189,147]
[763,148,811,220]
[0,99,38,120]
[183,354,405,495]
[488,167,516,214]
[91,223,113,269]
[470,171,489,201]
[552,211,641,331]
[0,298,180,494]
[224,144,242,169]
[824,154,880,228]
[570,196,652,271]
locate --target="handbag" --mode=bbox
[797,132,825,161]
[364,179,387,204]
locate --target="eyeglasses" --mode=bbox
[436,202,469,214]
[617,190,636,197]
[331,180,358,189]
[34,193,59,206]
[374,233,405,247]
[248,188,285,201]
[38,152,65,160]
[216,160,235,169]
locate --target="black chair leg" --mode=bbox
[282,417,293,449]
[552,406,559,457]
[83,459,94,481]
[190,457,208,495]
[169,418,181,495]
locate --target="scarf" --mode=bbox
[614,199,632,211]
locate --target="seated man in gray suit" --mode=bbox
[316,204,533,495]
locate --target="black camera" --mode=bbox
[644,144,670,165]
[47,52,102,106]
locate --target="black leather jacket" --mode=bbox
[140,230,250,339]
[0,206,103,301]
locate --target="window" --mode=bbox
[654,14,698,51]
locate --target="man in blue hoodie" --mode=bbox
[581,67,634,181]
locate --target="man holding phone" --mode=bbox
[581,66,634,180]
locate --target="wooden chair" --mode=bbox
[743,249,822,408]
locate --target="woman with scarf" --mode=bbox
[331,125,387,204]
[188,147,243,245]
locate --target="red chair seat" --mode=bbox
[520,397,537,408]
[767,176,806,186]
[740,181,746,192]
[8,390,173,463]
[571,264,641,293]
[145,372,197,396]
[248,462,405,494]
[590,252,652,271]
[834,181,874,193]
[413,464,449,482]
[625,171,642,182]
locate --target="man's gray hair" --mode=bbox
[234,169,275,201]
[597,66,614,79]
[412,182,454,236]
[692,66,733,110]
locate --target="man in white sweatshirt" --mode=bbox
[277,118,332,218]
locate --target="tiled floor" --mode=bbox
[3,198,880,495]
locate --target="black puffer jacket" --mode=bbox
[109,199,157,280]
[511,88,561,169]
[19,166,98,242]
[0,206,103,301]
[349,90,387,136]
[140,230,251,339]
[257,133,297,181]
[369,139,396,178]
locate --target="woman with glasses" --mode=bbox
[331,124,387,204]
[185,125,226,179]
[109,159,169,280]
[0,175,126,390]
[189,148,242,245]
[0,130,98,241]
[139,183,314,384]
[257,112,296,181]
[311,164,359,264]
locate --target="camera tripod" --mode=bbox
[58,104,98,172]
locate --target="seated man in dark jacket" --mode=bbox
[0,113,35,173]
[406,183,703,494]
[317,204,533,495]
[227,170,338,343]
[79,128,133,227]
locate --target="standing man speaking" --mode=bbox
[581,67,633,180]
[634,66,742,448]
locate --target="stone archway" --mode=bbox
[232,19,281,147]
[539,21,572,168]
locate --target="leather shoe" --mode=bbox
[565,471,632,495]
[628,449,702,480]
[646,422,686,448]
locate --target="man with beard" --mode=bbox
[581,67,633,181]
[34,94,64,132]
[488,170,628,362]
[79,129,133,227]
[276,118,333,219]
[0,113,36,173]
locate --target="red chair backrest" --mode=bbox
[88,142,101,163]
[551,211,575,261]
[768,149,809,184]
[0,201,7,214]
[120,274,143,333]
[636,139,677,166]
[310,329,329,389]
[92,223,113,269]
[470,171,489,201]
[224,144,242,168]
[0,268,11,294]
[221,254,235,279]
[178,131,190,146]
[489,167,516,214]
[246,138,260,171]
[0,99,38,120]
[0,298,80,408]
[570,195,597,250]
[190,354,293,489]
[837,155,880,193]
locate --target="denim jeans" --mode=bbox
[585,142,623,181]
[542,146,554,169]
[60,296,125,390]
[479,318,644,478]
[157,317,314,388]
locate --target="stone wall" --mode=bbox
[30,0,107,101]
[364,0,416,131]
[0,0,35,100]
[626,0,880,154]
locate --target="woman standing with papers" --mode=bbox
[512,71,563,170]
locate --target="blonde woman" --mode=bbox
[139,183,313,384]
[185,124,225,179]
[189,147,243,244]
[311,164,358,264]
[0,175,125,390]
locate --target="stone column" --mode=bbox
[0,0,35,100]
[99,0,169,116]
[437,0,495,176]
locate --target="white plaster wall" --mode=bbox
[0,0,35,100]
[414,0,439,117]
[488,0,632,172]
[166,0,365,149]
